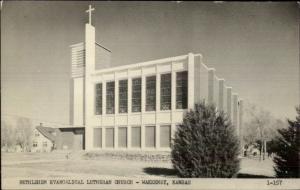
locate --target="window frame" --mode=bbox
[176,71,188,109]
[159,125,171,148]
[95,83,103,115]
[131,77,142,113]
[119,79,128,114]
[93,127,102,148]
[131,126,141,148]
[33,141,38,147]
[118,126,128,148]
[105,127,115,148]
[145,75,156,112]
[106,81,115,114]
[160,73,172,111]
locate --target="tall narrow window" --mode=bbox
[95,83,102,115]
[93,128,102,148]
[176,71,188,109]
[146,76,156,111]
[160,73,171,110]
[105,128,114,148]
[160,125,171,148]
[33,141,38,147]
[131,126,141,148]
[119,80,128,113]
[145,126,156,148]
[106,81,115,114]
[132,78,141,112]
[118,127,127,148]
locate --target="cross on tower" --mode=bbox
[86,5,95,25]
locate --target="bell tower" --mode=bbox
[84,5,96,150]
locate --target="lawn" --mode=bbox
[1,151,275,179]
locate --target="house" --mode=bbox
[31,124,55,152]
[31,123,85,152]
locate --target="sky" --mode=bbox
[2,1,299,126]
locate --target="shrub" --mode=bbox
[272,106,300,178]
[171,103,240,178]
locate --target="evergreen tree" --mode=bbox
[171,102,240,178]
[273,106,300,178]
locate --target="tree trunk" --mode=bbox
[259,143,262,161]
[263,140,267,160]
[262,140,265,160]
[258,126,262,161]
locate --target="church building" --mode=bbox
[69,5,243,151]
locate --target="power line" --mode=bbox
[95,42,112,53]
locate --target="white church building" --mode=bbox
[69,5,243,151]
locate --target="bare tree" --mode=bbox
[1,121,15,151]
[15,117,33,152]
[243,103,283,161]
[265,119,286,141]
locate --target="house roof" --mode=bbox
[36,126,56,142]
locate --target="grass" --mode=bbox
[2,151,67,161]
[1,151,275,179]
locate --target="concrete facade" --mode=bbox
[69,15,243,151]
